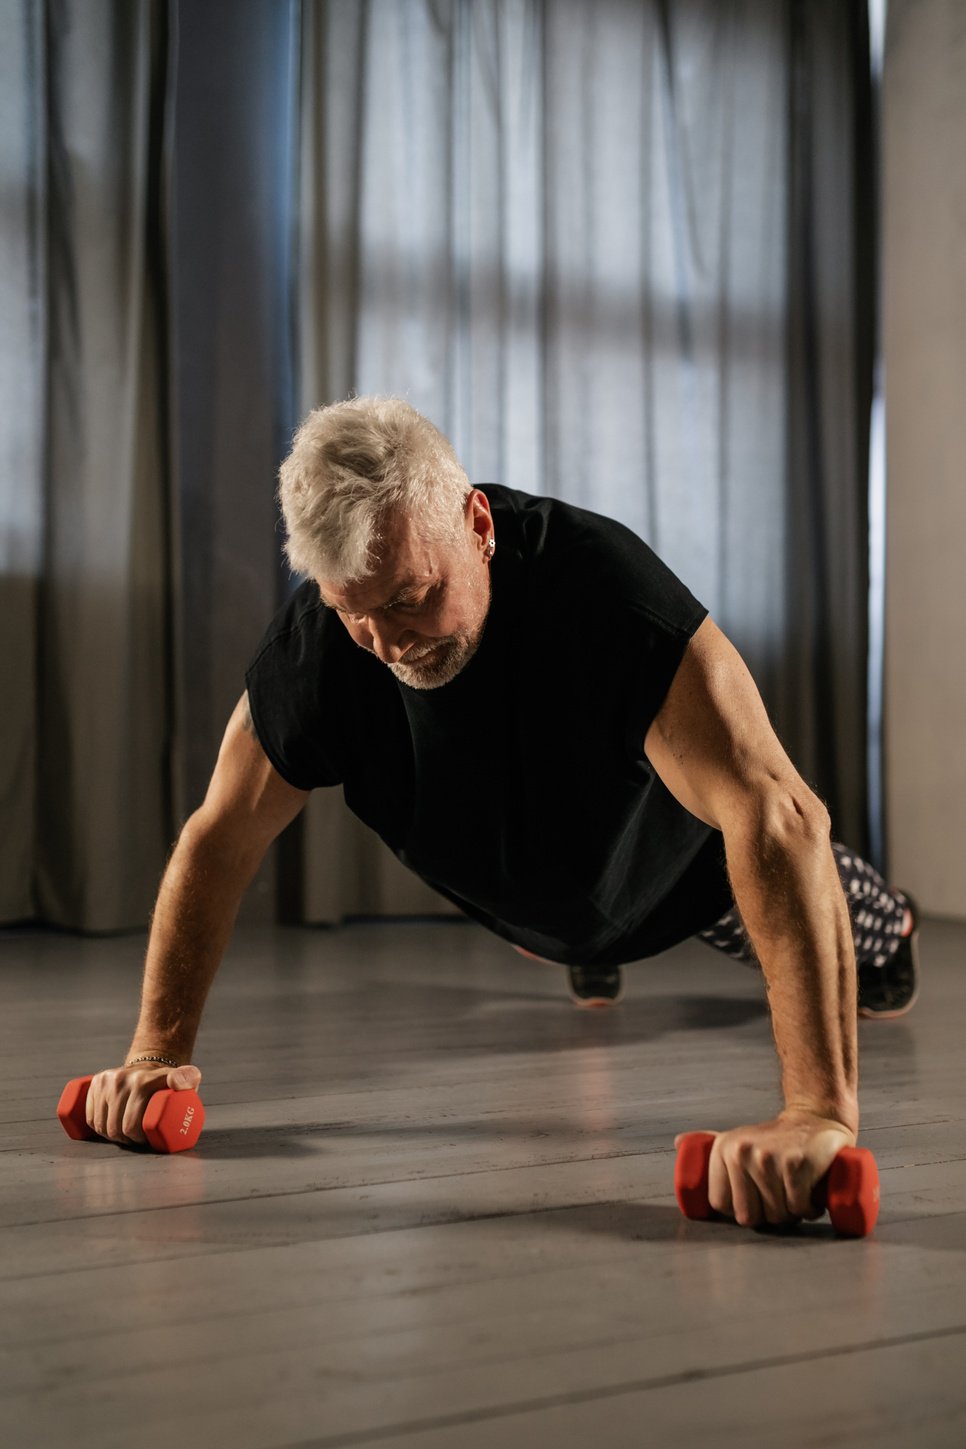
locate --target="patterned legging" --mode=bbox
[696,841,910,970]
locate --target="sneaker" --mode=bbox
[857,889,920,1019]
[567,964,624,1008]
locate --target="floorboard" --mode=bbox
[1,913,964,1448]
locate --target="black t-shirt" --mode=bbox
[244,485,733,964]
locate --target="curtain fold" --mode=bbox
[781,0,874,858]
[167,0,301,926]
[0,0,45,922]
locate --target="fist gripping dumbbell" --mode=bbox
[674,1131,880,1238]
[56,1075,205,1153]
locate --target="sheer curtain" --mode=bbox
[291,0,875,922]
[0,0,874,933]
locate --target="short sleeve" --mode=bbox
[534,499,708,757]
[243,582,343,791]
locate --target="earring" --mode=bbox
[485,538,495,559]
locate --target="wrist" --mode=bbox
[781,1101,859,1140]
[127,1040,192,1066]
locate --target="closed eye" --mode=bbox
[325,581,442,622]
[388,582,443,615]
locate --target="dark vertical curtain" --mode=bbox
[2,0,174,931]
[783,0,876,863]
[0,0,876,934]
[167,0,300,923]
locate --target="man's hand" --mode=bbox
[674,1109,857,1228]
[85,1063,203,1147]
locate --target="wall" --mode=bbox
[883,0,966,918]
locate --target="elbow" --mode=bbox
[770,783,830,840]
[789,790,832,841]
[723,783,831,852]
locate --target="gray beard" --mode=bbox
[388,627,485,690]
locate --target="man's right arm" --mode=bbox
[86,691,311,1144]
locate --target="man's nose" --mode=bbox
[367,616,409,663]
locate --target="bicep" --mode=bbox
[190,691,311,859]
[642,616,827,836]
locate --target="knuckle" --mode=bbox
[122,1106,146,1142]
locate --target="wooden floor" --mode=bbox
[2,912,965,1448]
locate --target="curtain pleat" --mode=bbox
[167,0,301,927]
[782,0,873,858]
[0,0,46,924]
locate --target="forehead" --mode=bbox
[318,514,442,612]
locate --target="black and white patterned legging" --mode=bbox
[696,841,910,970]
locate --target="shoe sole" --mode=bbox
[857,922,920,1019]
[569,993,623,1008]
[513,945,624,1007]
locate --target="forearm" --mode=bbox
[723,817,859,1134]
[127,819,263,1064]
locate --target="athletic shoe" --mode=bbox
[857,889,920,1019]
[567,964,624,1008]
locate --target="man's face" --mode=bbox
[317,491,494,690]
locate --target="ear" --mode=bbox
[466,488,493,550]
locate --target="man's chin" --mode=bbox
[389,637,478,690]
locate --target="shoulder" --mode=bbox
[484,486,678,582]
[246,579,339,674]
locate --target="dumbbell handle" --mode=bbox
[56,1075,205,1153]
[674,1131,880,1238]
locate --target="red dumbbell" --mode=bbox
[674,1131,880,1238]
[56,1075,205,1153]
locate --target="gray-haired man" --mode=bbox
[87,396,918,1232]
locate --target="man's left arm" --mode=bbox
[643,615,859,1228]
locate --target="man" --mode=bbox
[85,396,919,1232]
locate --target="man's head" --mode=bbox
[277,396,494,690]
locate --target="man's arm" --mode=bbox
[643,615,858,1226]
[86,692,311,1144]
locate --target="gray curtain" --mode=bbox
[0,0,874,934]
[291,0,875,922]
[1,0,173,931]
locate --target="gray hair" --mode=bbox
[276,396,473,583]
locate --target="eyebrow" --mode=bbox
[321,581,428,613]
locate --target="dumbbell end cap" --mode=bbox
[827,1147,881,1237]
[142,1090,205,1152]
[674,1132,717,1219]
[56,1076,97,1140]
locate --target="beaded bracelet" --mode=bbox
[126,1054,181,1068]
